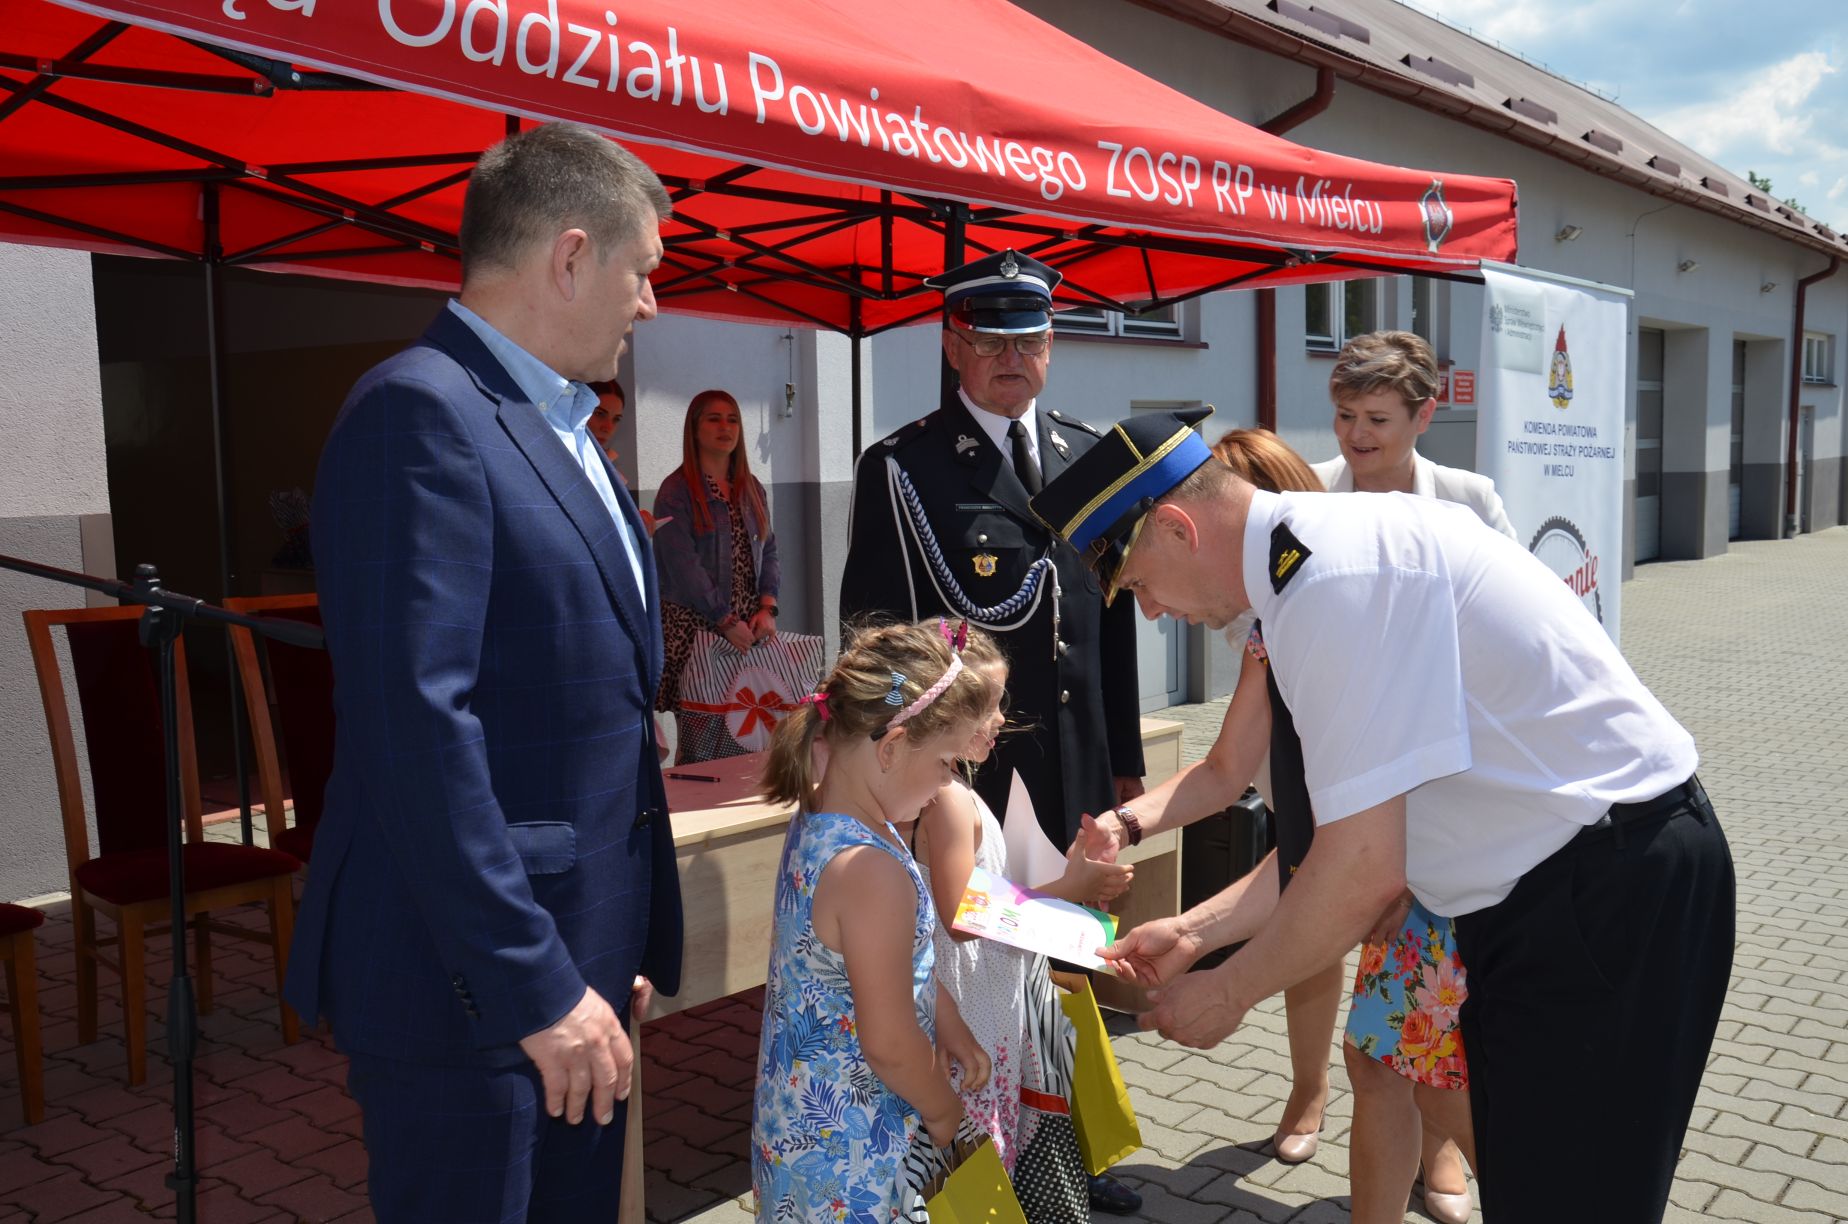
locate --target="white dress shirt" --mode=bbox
[958,388,1039,470]
[447,301,646,607]
[1241,488,1696,916]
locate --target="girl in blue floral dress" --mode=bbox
[753,621,993,1223]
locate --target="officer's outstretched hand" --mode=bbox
[1140,969,1248,1049]
[1081,811,1124,863]
[1098,915,1201,988]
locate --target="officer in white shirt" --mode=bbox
[1029,411,1735,1224]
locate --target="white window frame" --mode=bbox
[1055,301,1184,340]
[1801,332,1833,384]
[1305,279,1379,352]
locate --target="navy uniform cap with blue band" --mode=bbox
[923,248,1063,334]
[1028,406,1216,604]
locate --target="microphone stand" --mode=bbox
[0,552,323,1224]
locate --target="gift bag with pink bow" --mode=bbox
[676,630,826,760]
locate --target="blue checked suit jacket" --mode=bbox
[286,307,683,1067]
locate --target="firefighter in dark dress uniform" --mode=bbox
[839,247,1147,1215]
[841,249,1146,842]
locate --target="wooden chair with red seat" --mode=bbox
[224,595,332,865]
[0,902,46,1125]
[21,605,303,1085]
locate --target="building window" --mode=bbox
[1802,332,1832,384]
[1411,277,1437,348]
[1056,302,1184,340]
[1305,279,1378,352]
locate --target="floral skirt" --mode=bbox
[1344,899,1469,1090]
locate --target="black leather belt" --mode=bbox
[1589,774,1706,832]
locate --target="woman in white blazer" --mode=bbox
[1310,367,1516,543]
[1311,450,1515,540]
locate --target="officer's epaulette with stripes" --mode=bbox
[876,416,932,453]
[1269,522,1313,594]
[1044,409,1102,437]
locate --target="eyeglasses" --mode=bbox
[948,328,1051,358]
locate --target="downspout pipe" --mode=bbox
[1253,67,1336,431]
[1259,65,1335,136]
[1786,257,1840,530]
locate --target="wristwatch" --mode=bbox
[1112,805,1143,848]
[761,602,779,618]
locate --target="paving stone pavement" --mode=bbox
[1,528,1843,1222]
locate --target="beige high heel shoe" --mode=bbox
[1415,1172,1473,1224]
[1269,1128,1320,1164]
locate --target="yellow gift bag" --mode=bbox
[925,1136,1027,1224]
[1058,977,1143,1174]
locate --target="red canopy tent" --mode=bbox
[1,0,1517,334]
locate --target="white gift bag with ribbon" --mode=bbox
[677,630,826,758]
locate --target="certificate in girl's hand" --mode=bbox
[951,865,1118,972]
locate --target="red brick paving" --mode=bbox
[183,1181,284,1223]
[2,1170,124,1222]
[276,1087,358,1132]
[50,1136,164,1184]
[295,1141,366,1192]
[53,1199,155,1224]
[1,896,760,1222]
[206,1149,312,1199]
[254,1173,369,1222]
[92,1160,184,1212]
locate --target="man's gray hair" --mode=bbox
[459,122,671,281]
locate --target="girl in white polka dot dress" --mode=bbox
[912,627,1131,1220]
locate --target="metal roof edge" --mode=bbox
[1127,0,1848,264]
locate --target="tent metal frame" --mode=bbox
[2,18,1478,336]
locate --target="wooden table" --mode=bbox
[653,716,1184,1017]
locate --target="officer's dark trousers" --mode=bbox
[1453,779,1734,1224]
[348,1051,628,1224]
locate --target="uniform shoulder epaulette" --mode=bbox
[1269,522,1313,594]
[1045,410,1102,437]
[875,416,932,453]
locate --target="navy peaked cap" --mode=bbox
[1029,406,1216,603]
[924,249,1063,334]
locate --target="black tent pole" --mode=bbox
[938,201,966,410]
[849,294,863,461]
[200,185,255,850]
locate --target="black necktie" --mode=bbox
[1008,419,1043,495]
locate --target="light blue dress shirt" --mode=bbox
[447,301,646,607]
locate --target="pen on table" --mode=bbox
[665,771,721,782]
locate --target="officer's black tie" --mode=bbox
[1008,418,1043,495]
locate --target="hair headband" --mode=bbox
[873,656,965,740]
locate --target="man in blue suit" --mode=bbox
[287,121,682,1222]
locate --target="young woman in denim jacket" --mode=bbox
[651,389,781,760]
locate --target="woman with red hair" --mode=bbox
[651,389,781,761]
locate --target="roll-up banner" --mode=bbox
[1476,262,1632,645]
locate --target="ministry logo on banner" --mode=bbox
[1476,264,1631,644]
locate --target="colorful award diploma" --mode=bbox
[951,865,1119,972]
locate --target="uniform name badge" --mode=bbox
[973,553,998,578]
